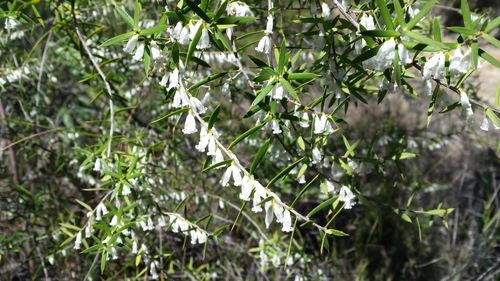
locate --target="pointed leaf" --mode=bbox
[249,138,271,174]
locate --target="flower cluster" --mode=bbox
[172,20,211,49]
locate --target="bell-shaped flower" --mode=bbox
[190,96,206,114]
[197,26,211,49]
[182,111,197,135]
[422,53,440,80]
[265,14,274,35]
[449,47,465,76]
[190,21,202,40]
[281,209,293,232]
[73,232,82,250]
[229,1,254,17]
[339,185,356,209]
[256,35,271,54]
[132,42,145,61]
[123,34,139,54]
[480,117,490,131]
[398,43,412,65]
[93,158,101,171]
[324,179,339,194]
[373,38,396,72]
[299,111,309,128]
[150,40,162,60]
[172,22,183,40]
[240,175,253,201]
[196,126,209,152]
[221,162,242,187]
[314,114,333,134]
[270,82,286,100]
[460,91,471,109]
[179,25,190,45]
[321,3,331,19]
[312,147,322,165]
[270,119,281,134]
[159,74,168,87]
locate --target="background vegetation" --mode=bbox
[1,0,499,280]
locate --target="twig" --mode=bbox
[70,8,114,158]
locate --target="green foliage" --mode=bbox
[1,0,500,280]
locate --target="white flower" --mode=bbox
[312,147,322,165]
[434,52,446,79]
[299,112,309,128]
[314,114,333,134]
[182,112,198,134]
[339,186,356,209]
[256,35,271,54]
[5,17,20,30]
[449,47,466,76]
[480,117,490,131]
[271,82,285,100]
[197,27,211,49]
[321,3,331,19]
[123,34,139,54]
[168,68,179,91]
[211,147,225,168]
[132,240,138,254]
[190,21,202,40]
[190,96,206,114]
[150,261,159,279]
[422,53,441,80]
[251,191,264,212]
[93,158,101,171]
[158,216,167,227]
[359,13,376,31]
[252,181,267,212]
[460,91,471,108]
[159,74,168,87]
[281,209,293,232]
[398,43,411,65]
[132,42,145,61]
[150,40,162,60]
[271,119,281,134]
[173,87,190,108]
[240,175,253,201]
[374,38,396,72]
[122,184,131,195]
[265,14,274,34]
[179,25,190,45]
[331,162,346,181]
[325,180,338,193]
[74,232,82,250]
[172,22,183,40]
[196,126,209,152]
[221,163,242,186]
[229,2,254,16]
[110,215,118,226]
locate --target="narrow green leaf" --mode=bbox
[439,101,461,114]
[277,39,287,75]
[143,43,151,74]
[427,84,440,127]
[214,0,228,21]
[59,223,81,232]
[471,40,479,69]
[461,0,471,29]
[393,0,405,29]
[151,108,190,124]
[484,15,500,34]
[325,228,349,236]
[342,135,362,158]
[188,72,228,91]
[185,0,211,22]
[448,26,479,36]
[307,196,337,218]
[351,46,380,64]
[486,107,500,129]
[172,42,179,64]
[406,0,437,30]
[139,25,170,36]
[279,78,299,101]
[376,0,394,30]
[249,138,271,174]
[267,157,304,187]
[297,136,305,151]
[287,72,318,80]
[496,82,500,108]
[479,49,500,68]
[252,77,276,106]
[433,18,442,42]
[208,104,220,129]
[75,199,94,212]
[360,30,400,37]
[133,0,140,29]
[203,159,233,172]
[115,6,135,29]
[291,174,319,208]
[100,32,136,47]
[101,252,106,273]
[228,124,264,150]
[405,30,449,50]
[482,33,500,49]
[185,23,203,66]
